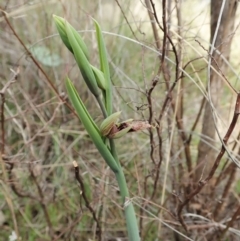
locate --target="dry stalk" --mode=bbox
[177,93,240,231]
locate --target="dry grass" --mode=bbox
[1,1,240,240]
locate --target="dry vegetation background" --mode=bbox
[1,0,240,240]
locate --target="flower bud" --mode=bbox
[100,111,121,136]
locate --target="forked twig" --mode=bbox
[213,163,236,218]
[0,9,76,116]
[72,161,102,241]
[148,0,193,174]
[177,93,240,230]
[0,67,19,153]
[0,68,19,239]
[221,204,240,238]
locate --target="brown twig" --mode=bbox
[0,9,76,116]
[0,154,19,239]
[213,163,236,218]
[0,68,20,239]
[150,139,163,200]
[53,213,83,241]
[177,93,240,230]
[149,0,193,175]
[139,174,151,236]
[221,205,240,238]
[8,161,40,201]
[157,82,193,174]
[148,0,169,202]
[0,67,19,153]
[144,0,161,50]
[149,0,179,81]
[115,0,138,41]
[142,2,163,222]
[195,39,237,95]
[144,0,170,205]
[0,67,56,238]
[72,161,102,241]
[187,97,206,144]
[147,76,158,166]
[160,0,167,65]
[29,164,54,236]
[213,131,240,188]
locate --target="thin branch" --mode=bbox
[149,0,179,81]
[8,160,40,201]
[0,68,20,239]
[0,154,19,239]
[177,93,240,230]
[115,0,139,40]
[147,76,158,166]
[148,0,192,173]
[160,0,167,65]
[144,0,161,50]
[29,164,54,236]
[213,163,236,218]
[53,214,83,241]
[187,97,206,144]
[0,9,76,116]
[221,204,240,237]
[73,161,102,241]
[0,67,19,153]
[139,174,151,236]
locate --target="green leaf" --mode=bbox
[65,21,100,98]
[53,15,90,60]
[94,19,112,115]
[91,65,106,90]
[65,78,119,172]
[53,15,73,54]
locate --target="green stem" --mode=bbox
[96,95,108,118]
[109,130,139,240]
[115,167,140,241]
[110,139,121,167]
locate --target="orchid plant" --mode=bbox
[53,15,148,240]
